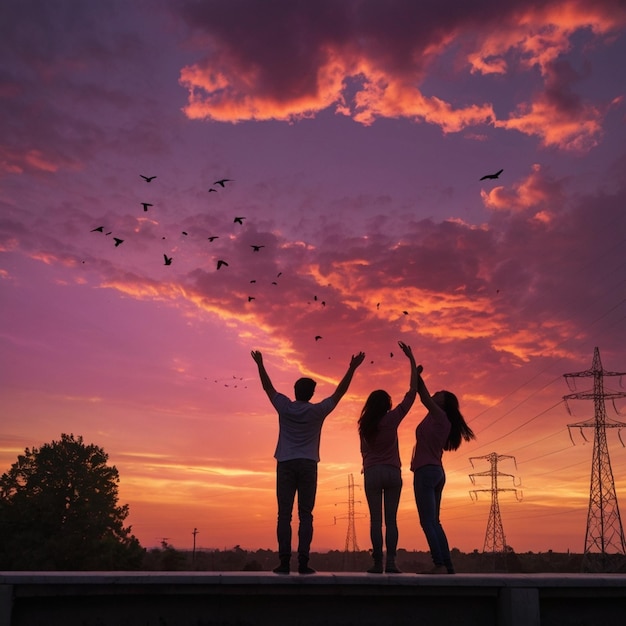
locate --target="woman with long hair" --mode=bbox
[358,341,418,573]
[411,365,475,574]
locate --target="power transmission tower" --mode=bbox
[563,346,626,572]
[469,452,522,570]
[335,473,364,570]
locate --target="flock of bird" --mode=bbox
[89,173,301,320]
[89,168,504,352]
[90,174,259,271]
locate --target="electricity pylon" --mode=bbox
[335,473,361,552]
[335,473,365,570]
[469,453,522,555]
[564,347,626,572]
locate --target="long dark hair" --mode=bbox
[358,390,392,444]
[440,391,475,451]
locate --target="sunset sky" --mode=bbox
[2,0,626,557]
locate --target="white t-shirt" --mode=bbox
[271,392,337,462]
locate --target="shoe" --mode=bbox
[367,563,383,574]
[272,562,290,574]
[385,565,402,574]
[418,565,448,575]
[298,565,316,575]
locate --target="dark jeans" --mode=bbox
[276,459,317,561]
[364,464,402,562]
[413,465,452,569]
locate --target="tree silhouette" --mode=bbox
[0,433,144,570]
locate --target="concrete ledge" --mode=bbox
[2,572,626,626]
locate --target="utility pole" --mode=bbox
[192,527,199,563]
[335,473,364,570]
[564,347,626,572]
[469,452,522,570]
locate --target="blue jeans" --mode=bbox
[364,464,402,562]
[413,465,452,569]
[276,459,317,561]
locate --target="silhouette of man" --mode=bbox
[251,349,365,574]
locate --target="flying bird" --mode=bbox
[217,259,229,270]
[113,238,124,247]
[163,254,172,265]
[214,179,232,187]
[141,202,153,211]
[91,226,104,232]
[207,236,219,242]
[140,175,156,182]
[250,245,264,251]
[315,336,322,341]
[479,168,503,181]
[208,188,217,193]
[248,296,255,302]
[234,216,245,225]
[182,231,188,236]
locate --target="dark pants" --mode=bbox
[364,464,402,562]
[413,464,452,569]
[276,459,317,562]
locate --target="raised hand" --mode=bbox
[398,341,414,360]
[350,351,366,369]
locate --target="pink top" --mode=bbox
[360,389,416,470]
[410,405,451,471]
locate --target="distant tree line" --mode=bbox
[141,544,605,574]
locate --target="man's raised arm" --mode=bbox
[251,350,276,400]
[330,351,366,404]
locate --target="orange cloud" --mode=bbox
[180,45,350,123]
[468,1,626,76]
[181,48,495,132]
[350,66,495,130]
[467,2,626,149]
[496,96,604,151]
[481,164,565,214]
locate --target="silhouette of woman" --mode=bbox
[411,364,475,574]
[358,341,418,573]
